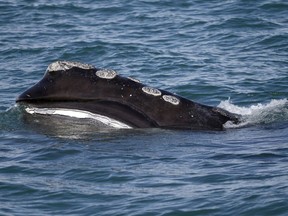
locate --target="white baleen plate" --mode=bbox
[25,107,132,129]
[162,95,180,105]
[47,61,95,72]
[96,68,117,79]
[142,86,161,96]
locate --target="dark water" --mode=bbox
[1,0,288,215]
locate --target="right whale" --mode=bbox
[16,61,240,130]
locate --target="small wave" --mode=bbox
[218,99,288,128]
[0,105,24,131]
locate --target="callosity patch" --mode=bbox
[142,86,162,96]
[162,95,180,105]
[46,61,95,72]
[96,68,117,79]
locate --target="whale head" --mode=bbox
[17,61,240,130]
[16,61,160,128]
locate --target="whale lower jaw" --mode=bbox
[25,107,132,129]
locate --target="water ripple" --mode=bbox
[1,0,288,215]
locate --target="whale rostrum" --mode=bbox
[16,61,240,130]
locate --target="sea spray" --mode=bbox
[218,98,288,128]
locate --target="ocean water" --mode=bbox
[1,0,288,215]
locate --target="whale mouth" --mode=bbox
[17,100,158,129]
[24,106,132,129]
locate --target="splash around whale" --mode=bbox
[16,61,240,131]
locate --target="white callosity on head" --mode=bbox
[142,86,162,96]
[96,68,117,79]
[128,77,141,83]
[162,95,180,105]
[46,61,95,72]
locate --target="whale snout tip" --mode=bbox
[212,107,241,124]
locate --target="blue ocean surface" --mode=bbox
[1,0,288,215]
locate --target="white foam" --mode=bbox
[25,107,132,129]
[218,98,288,128]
